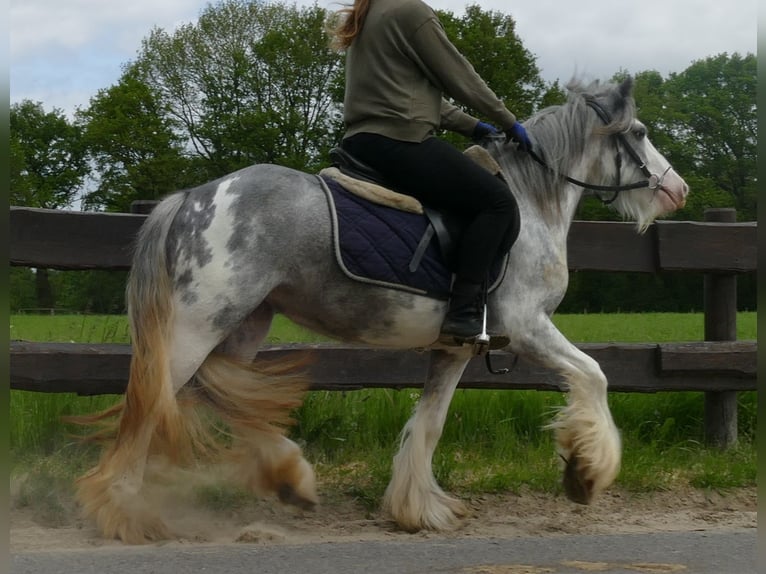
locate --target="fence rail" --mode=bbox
[9,205,757,447]
[9,340,756,396]
[9,206,757,272]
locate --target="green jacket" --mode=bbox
[342,0,517,142]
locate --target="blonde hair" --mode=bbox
[328,0,372,50]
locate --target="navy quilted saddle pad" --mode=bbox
[320,175,507,299]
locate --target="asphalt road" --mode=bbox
[12,529,756,574]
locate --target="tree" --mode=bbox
[10,101,88,208]
[76,65,192,212]
[136,0,344,178]
[665,53,756,219]
[10,134,31,203]
[10,101,89,308]
[628,54,756,221]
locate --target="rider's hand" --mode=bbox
[505,122,532,153]
[472,121,499,141]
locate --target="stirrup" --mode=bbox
[471,303,509,354]
[475,303,512,374]
[437,332,508,350]
[438,301,509,351]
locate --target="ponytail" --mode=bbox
[328,0,371,50]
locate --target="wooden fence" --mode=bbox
[10,205,757,447]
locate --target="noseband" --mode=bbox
[527,97,673,205]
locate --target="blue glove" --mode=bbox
[505,122,532,152]
[472,121,499,141]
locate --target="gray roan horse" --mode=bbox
[77,78,688,543]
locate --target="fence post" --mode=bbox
[703,208,738,448]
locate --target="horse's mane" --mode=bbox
[488,79,637,216]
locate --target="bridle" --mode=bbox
[525,97,673,205]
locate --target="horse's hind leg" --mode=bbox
[208,305,318,510]
[383,349,471,531]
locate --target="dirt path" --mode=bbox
[11,485,756,552]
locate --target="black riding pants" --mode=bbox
[342,133,520,285]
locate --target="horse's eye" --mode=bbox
[633,127,647,140]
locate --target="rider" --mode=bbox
[330,0,532,345]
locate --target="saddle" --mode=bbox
[321,145,509,275]
[318,145,513,357]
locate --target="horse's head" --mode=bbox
[576,78,689,231]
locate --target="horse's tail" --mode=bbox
[69,193,187,441]
[117,191,189,460]
[74,192,190,542]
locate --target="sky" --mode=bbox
[10,0,758,118]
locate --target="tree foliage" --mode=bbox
[667,53,756,218]
[135,0,344,178]
[630,54,756,220]
[76,65,192,212]
[10,101,88,209]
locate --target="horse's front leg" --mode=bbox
[518,317,622,504]
[383,348,471,532]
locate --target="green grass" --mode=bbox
[10,311,758,344]
[9,313,331,345]
[10,313,131,343]
[10,312,757,515]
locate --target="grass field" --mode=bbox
[10,312,757,513]
[10,310,757,344]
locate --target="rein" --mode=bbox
[523,98,672,205]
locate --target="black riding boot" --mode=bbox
[439,279,484,344]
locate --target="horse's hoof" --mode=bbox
[277,483,317,511]
[562,453,594,505]
[104,509,172,544]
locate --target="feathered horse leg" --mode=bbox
[194,357,317,511]
[521,316,622,503]
[383,348,472,531]
[210,306,318,510]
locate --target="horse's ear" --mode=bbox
[618,77,634,98]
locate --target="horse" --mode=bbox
[75,78,689,543]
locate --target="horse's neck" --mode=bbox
[495,104,597,240]
[494,152,585,243]
[522,180,583,246]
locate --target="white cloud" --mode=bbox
[429,0,756,81]
[10,0,209,113]
[10,0,205,57]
